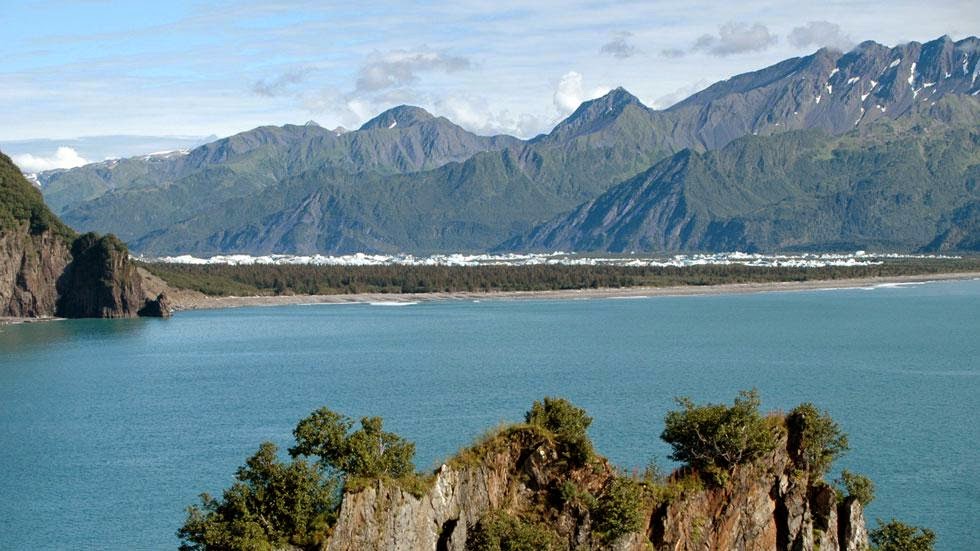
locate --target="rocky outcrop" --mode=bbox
[0,226,171,319]
[327,427,624,551]
[324,424,868,551]
[55,232,146,318]
[137,292,172,317]
[1,229,174,319]
[327,428,613,551]
[1,151,171,319]
[838,498,868,551]
[326,465,493,550]
[650,461,867,551]
[0,224,72,317]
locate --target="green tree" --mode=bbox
[0,152,75,240]
[289,407,415,479]
[177,442,338,551]
[342,416,416,478]
[869,519,936,551]
[465,511,559,551]
[660,390,776,483]
[180,406,416,550]
[835,469,875,506]
[290,408,353,468]
[786,402,848,475]
[592,477,644,543]
[525,397,594,466]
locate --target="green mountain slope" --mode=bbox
[1,152,75,242]
[111,88,680,254]
[54,112,521,244]
[503,115,980,253]
[35,35,980,255]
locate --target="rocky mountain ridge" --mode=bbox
[29,35,980,255]
[503,119,980,253]
[665,35,980,147]
[38,109,520,216]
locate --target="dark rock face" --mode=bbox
[0,225,168,320]
[838,498,868,551]
[811,484,841,550]
[667,35,980,148]
[56,233,145,318]
[2,151,162,320]
[137,292,172,318]
[0,225,72,317]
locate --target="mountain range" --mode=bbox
[25,35,980,255]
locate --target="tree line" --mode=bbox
[142,257,980,297]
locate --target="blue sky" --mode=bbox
[2,0,976,149]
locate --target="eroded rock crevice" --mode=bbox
[325,422,869,551]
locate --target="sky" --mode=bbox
[1,0,977,170]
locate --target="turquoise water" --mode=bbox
[1,280,978,550]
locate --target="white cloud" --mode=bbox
[553,71,610,116]
[660,48,687,58]
[693,22,778,56]
[649,79,710,109]
[301,85,553,137]
[295,48,479,131]
[252,68,311,97]
[434,95,551,137]
[344,98,379,122]
[12,147,89,173]
[554,71,585,114]
[355,49,471,93]
[1,2,970,141]
[789,21,855,51]
[600,31,639,58]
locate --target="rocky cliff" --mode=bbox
[0,223,72,317]
[324,423,867,551]
[54,232,149,318]
[0,151,169,318]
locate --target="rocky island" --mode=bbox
[178,392,933,551]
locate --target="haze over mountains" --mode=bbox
[27,36,980,255]
[2,135,216,175]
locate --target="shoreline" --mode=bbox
[170,270,980,312]
[0,316,63,326]
[3,271,978,325]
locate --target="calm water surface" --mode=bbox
[1,280,978,550]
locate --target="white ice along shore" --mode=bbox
[137,251,961,269]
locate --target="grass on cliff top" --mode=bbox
[344,471,436,499]
[140,257,980,298]
[447,423,555,471]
